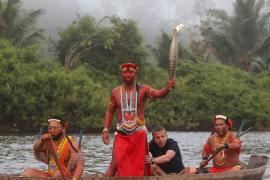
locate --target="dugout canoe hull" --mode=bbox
[0,155,268,180]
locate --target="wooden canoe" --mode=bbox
[0,155,268,180]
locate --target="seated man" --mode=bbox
[23,118,84,180]
[145,126,185,175]
[199,115,241,173]
[184,115,241,174]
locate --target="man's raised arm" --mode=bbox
[146,80,175,99]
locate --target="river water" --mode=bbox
[0,132,269,179]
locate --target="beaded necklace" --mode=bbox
[214,132,229,167]
[48,137,68,174]
[120,84,138,132]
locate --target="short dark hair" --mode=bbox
[152,125,166,136]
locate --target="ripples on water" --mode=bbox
[0,132,269,179]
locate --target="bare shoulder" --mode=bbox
[70,136,78,144]
[111,86,121,94]
[69,136,80,151]
[208,134,215,142]
[229,131,240,140]
[140,84,151,91]
[229,131,236,136]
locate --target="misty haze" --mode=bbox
[21,0,234,44]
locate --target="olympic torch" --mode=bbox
[168,24,184,82]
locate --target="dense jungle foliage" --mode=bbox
[0,0,269,132]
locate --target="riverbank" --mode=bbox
[1,123,270,134]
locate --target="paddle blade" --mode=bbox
[78,129,83,149]
[237,120,245,136]
[37,127,43,140]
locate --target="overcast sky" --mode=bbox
[21,0,234,45]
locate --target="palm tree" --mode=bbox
[0,0,44,46]
[201,0,270,72]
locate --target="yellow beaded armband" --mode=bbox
[102,128,109,133]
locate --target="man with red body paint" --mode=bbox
[101,62,175,176]
[182,115,241,174]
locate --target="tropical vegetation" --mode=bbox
[198,0,270,72]
[0,0,269,132]
[0,0,44,46]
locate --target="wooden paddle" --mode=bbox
[145,136,152,176]
[43,137,67,180]
[199,126,252,169]
[37,127,43,140]
[78,129,83,150]
[62,130,79,153]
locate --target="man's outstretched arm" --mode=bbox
[147,80,175,99]
[152,150,176,164]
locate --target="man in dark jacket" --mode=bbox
[145,126,185,175]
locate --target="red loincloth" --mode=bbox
[115,130,147,176]
[208,166,234,173]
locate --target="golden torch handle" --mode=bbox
[168,24,184,81]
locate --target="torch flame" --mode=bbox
[175,24,184,32]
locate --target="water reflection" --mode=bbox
[0,132,269,179]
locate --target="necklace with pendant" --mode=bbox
[214,132,229,167]
[120,84,138,131]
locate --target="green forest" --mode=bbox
[0,0,270,132]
